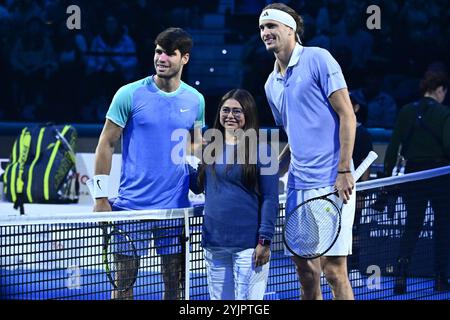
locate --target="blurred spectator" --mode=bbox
[293,0,328,49]
[384,69,450,294]
[0,0,449,125]
[87,15,137,82]
[330,4,374,81]
[315,0,347,37]
[0,1,9,18]
[126,0,166,77]
[303,14,330,51]
[85,14,138,121]
[8,0,43,28]
[297,0,325,19]
[391,0,443,74]
[49,21,88,122]
[382,74,421,108]
[234,0,266,14]
[10,16,56,121]
[41,0,70,27]
[0,2,12,120]
[352,65,398,128]
[240,33,276,127]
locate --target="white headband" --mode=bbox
[259,9,297,31]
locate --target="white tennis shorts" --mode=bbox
[285,185,356,256]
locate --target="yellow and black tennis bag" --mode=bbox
[2,124,79,213]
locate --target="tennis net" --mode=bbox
[1,165,450,300]
[347,165,450,300]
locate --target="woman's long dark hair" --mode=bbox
[198,89,260,194]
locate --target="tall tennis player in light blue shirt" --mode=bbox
[265,43,346,190]
[92,28,204,300]
[259,3,357,300]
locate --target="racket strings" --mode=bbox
[285,198,340,258]
[106,231,139,291]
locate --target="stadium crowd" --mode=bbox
[0,0,449,127]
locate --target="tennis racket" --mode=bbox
[86,178,139,291]
[283,151,378,259]
[101,223,139,292]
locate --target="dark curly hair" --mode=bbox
[154,27,193,56]
[420,71,449,95]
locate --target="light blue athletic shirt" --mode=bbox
[106,76,205,210]
[264,44,347,189]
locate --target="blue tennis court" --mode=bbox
[2,168,450,301]
[2,252,449,300]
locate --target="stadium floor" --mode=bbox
[2,260,449,300]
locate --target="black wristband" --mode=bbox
[338,170,351,174]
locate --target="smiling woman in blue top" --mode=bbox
[92,27,205,300]
[259,3,357,300]
[191,89,279,300]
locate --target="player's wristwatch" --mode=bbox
[258,238,271,246]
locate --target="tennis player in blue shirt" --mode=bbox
[259,3,357,300]
[92,27,205,300]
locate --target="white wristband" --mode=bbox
[86,178,95,201]
[93,175,109,199]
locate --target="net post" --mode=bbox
[183,208,190,300]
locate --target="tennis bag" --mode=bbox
[2,124,79,213]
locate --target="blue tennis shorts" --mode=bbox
[111,203,184,257]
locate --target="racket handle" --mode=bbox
[353,151,378,182]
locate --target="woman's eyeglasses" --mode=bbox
[220,107,243,117]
